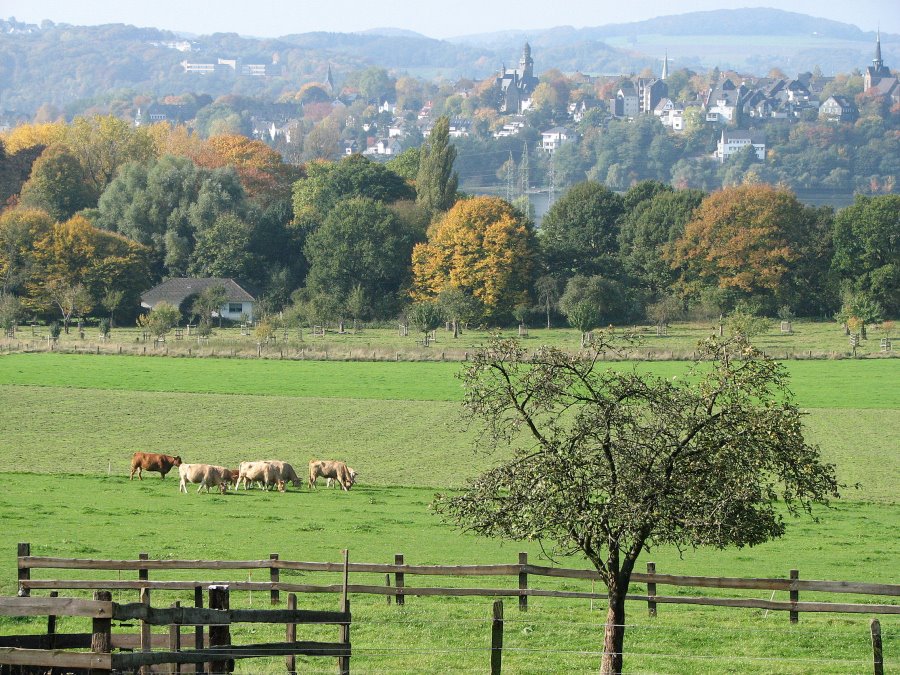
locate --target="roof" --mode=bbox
[140,278,258,308]
[722,130,766,143]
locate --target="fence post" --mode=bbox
[17,542,30,596]
[139,587,151,675]
[789,569,799,624]
[647,562,657,618]
[208,585,233,674]
[285,593,297,675]
[91,590,112,656]
[270,553,280,605]
[47,590,58,649]
[518,552,528,612]
[395,554,405,606]
[194,586,205,675]
[170,601,182,675]
[490,599,504,675]
[338,549,350,675]
[871,618,883,675]
[385,574,392,605]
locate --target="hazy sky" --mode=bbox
[4,0,899,37]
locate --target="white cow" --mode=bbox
[309,460,355,491]
[178,463,231,494]
[263,460,303,489]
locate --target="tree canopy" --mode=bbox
[438,334,839,674]
[416,115,458,217]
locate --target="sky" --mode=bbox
[3,0,899,38]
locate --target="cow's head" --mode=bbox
[173,456,183,466]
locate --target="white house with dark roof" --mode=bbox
[541,126,572,152]
[140,278,258,321]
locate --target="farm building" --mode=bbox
[140,277,258,321]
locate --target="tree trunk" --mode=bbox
[600,586,627,675]
[453,320,459,338]
[546,305,551,330]
[861,323,867,340]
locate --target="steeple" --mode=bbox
[874,28,883,69]
[325,64,335,95]
[661,50,669,80]
[519,42,534,80]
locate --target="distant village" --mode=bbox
[126,32,900,168]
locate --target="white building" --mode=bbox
[541,127,572,152]
[715,130,766,163]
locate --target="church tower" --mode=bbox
[661,50,669,80]
[865,28,892,90]
[519,42,534,81]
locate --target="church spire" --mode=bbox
[874,27,883,69]
[661,50,669,80]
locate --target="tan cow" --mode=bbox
[263,460,302,489]
[130,452,182,480]
[309,460,354,491]
[178,463,231,494]
[235,461,286,492]
[327,467,357,489]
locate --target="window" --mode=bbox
[228,303,243,313]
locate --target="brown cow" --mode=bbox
[130,452,182,480]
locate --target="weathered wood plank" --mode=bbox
[111,603,350,626]
[111,642,350,669]
[0,634,90,649]
[0,647,111,669]
[0,597,112,618]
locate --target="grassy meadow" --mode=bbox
[0,350,897,673]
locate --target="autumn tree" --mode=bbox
[0,208,53,296]
[140,301,181,340]
[63,115,156,195]
[411,196,537,323]
[668,184,820,314]
[416,115,458,217]
[437,335,839,675]
[27,215,151,330]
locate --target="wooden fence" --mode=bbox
[14,543,900,623]
[3,548,352,674]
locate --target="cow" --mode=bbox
[308,460,354,491]
[327,467,357,489]
[130,452,182,480]
[178,463,232,494]
[235,461,285,492]
[263,460,302,489]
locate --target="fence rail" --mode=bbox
[14,543,900,623]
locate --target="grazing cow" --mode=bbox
[235,461,285,491]
[309,460,354,491]
[130,452,182,480]
[178,463,232,494]
[263,460,302,489]
[327,467,357,489]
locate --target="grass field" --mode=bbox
[0,350,897,673]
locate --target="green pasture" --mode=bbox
[0,351,897,672]
[9,318,897,359]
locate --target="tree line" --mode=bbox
[0,114,897,337]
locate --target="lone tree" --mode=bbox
[416,115,458,217]
[437,334,838,675]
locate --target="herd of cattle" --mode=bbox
[129,452,358,494]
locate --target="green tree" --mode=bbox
[534,274,561,329]
[539,180,624,279]
[141,301,181,340]
[190,284,228,330]
[831,195,900,316]
[437,286,479,338]
[190,213,255,281]
[437,335,838,675]
[408,300,443,344]
[386,147,420,181]
[0,293,22,334]
[304,196,421,318]
[19,145,95,220]
[416,116,458,217]
[559,274,629,328]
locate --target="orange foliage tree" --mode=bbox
[668,184,812,309]
[411,196,536,322]
[198,134,299,203]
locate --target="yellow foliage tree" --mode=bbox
[0,122,66,153]
[411,196,536,322]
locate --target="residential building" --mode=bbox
[819,95,859,122]
[140,278,258,322]
[715,129,766,162]
[541,127,572,152]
